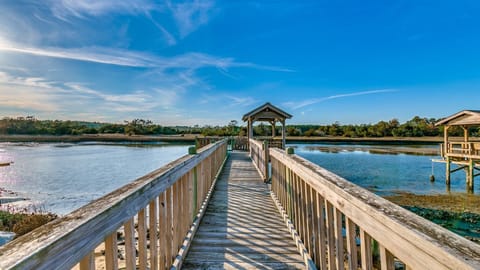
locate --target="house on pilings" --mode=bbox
[435,110,480,191]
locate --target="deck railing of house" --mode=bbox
[441,142,480,158]
[269,147,480,270]
[0,140,228,270]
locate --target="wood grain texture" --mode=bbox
[183,151,306,270]
[0,140,227,270]
[269,148,480,270]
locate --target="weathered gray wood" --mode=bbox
[138,208,147,270]
[0,140,228,270]
[269,148,480,270]
[335,208,345,270]
[346,218,358,270]
[271,190,316,270]
[182,261,306,269]
[79,252,94,270]
[148,199,158,270]
[104,232,118,270]
[183,152,306,270]
[360,228,372,270]
[380,244,395,270]
[171,152,228,270]
[124,218,136,270]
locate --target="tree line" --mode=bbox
[1,116,478,137]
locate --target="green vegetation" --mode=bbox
[0,210,57,238]
[1,116,479,138]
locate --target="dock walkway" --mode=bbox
[183,151,305,269]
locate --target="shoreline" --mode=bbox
[298,145,439,156]
[0,134,448,143]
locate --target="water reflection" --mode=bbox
[291,143,478,195]
[0,142,190,214]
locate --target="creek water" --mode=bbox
[291,143,478,195]
[0,142,190,215]
[0,141,478,246]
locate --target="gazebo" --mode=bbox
[242,102,292,149]
[435,110,480,191]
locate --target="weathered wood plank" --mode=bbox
[149,199,158,270]
[346,218,358,270]
[0,140,227,270]
[79,252,95,270]
[183,152,306,270]
[360,228,372,270]
[380,244,394,270]
[269,148,480,270]
[182,261,306,270]
[104,232,118,270]
[138,208,147,270]
[124,218,136,270]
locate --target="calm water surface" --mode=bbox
[1,142,477,216]
[0,142,190,214]
[290,143,479,195]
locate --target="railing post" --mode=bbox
[263,140,270,182]
[188,146,198,218]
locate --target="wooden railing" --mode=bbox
[0,140,228,270]
[228,136,249,151]
[255,137,284,149]
[442,142,480,158]
[270,147,480,270]
[249,138,269,181]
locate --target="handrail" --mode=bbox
[228,136,249,151]
[249,138,269,181]
[0,139,228,270]
[441,142,480,158]
[269,147,480,270]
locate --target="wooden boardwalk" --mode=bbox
[183,151,305,269]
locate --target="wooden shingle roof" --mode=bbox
[242,102,292,122]
[435,110,480,126]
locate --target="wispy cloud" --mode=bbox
[167,0,215,38]
[0,71,178,118]
[50,0,159,21]
[49,0,215,42]
[225,95,257,107]
[284,89,397,109]
[0,40,291,73]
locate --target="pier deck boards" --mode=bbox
[183,151,305,269]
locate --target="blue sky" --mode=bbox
[0,1,479,126]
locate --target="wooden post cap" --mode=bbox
[188,146,197,155]
[286,147,294,154]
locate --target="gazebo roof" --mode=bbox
[242,102,292,122]
[435,110,480,127]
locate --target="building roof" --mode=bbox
[242,102,292,122]
[435,110,480,126]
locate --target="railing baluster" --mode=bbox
[360,228,373,270]
[165,187,173,266]
[149,199,158,270]
[105,232,118,270]
[124,218,136,270]
[79,252,95,270]
[158,192,167,270]
[335,208,345,270]
[380,244,394,270]
[346,218,358,270]
[325,200,336,270]
[304,180,313,257]
[138,208,148,270]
